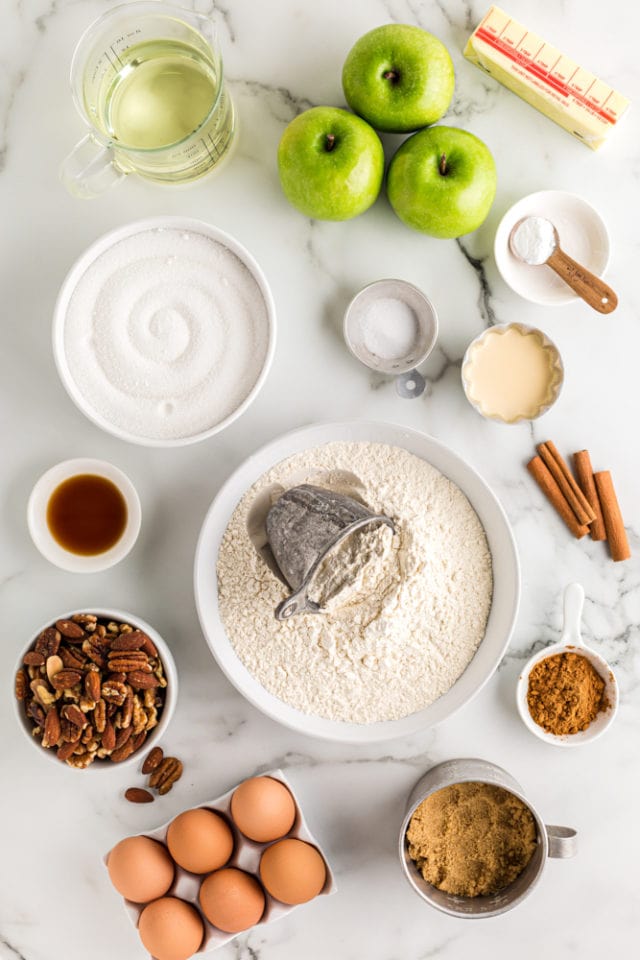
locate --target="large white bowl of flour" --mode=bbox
[195,421,520,743]
[53,217,276,446]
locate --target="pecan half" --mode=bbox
[84,670,101,702]
[57,740,78,762]
[128,672,159,690]
[93,698,107,733]
[59,646,86,670]
[23,651,45,667]
[35,627,61,657]
[110,633,146,651]
[102,720,116,752]
[51,669,83,691]
[115,724,133,750]
[56,619,86,640]
[15,668,28,701]
[120,691,134,729]
[108,657,152,674]
[42,706,61,748]
[62,703,87,728]
[142,746,164,774]
[148,757,182,794]
[60,718,83,743]
[110,738,137,763]
[125,787,154,804]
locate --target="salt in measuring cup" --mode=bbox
[61,1,235,198]
[343,279,438,399]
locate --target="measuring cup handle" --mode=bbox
[545,825,578,858]
[562,582,585,646]
[60,134,126,199]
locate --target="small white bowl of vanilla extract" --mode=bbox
[27,458,141,572]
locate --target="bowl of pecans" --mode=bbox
[13,609,177,770]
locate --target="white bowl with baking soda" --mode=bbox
[53,217,276,446]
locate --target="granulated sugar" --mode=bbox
[217,441,493,724]
[62,227,270,441]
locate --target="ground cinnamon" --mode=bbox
[527,652,606,735]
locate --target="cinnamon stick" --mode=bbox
[527,456,590,539]
[594,471,631,561]
[572,450,606,541]
[537,441,596,526]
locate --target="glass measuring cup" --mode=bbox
[61,2,235,198]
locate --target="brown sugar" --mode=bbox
[406,782,537,897]
[527,651,606,735]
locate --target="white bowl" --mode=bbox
[461,323,564,424]
[516,584,618,746]
[27,458,141,573]
[52,216,276,447]
[494,190,611,306]
[13,607,177,770]
[194,420,520,743]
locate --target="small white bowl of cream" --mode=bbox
[53,217,276,446]
[462,323,563,424]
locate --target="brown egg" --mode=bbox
[107,835,174,903]
[167,808,234,874]
[199,867,266,932]
[230,776,296,842]
[138,897,204,960]
[259,838,327,904]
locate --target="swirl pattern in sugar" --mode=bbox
[63,228,270,440]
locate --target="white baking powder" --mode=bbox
[217,441,493,724]
[510,216,557,265]
[63,228,270,441]
[360,297,419,360]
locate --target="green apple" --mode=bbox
[387,126,497,238]
[277,106,384,221]
[342,24,454,133]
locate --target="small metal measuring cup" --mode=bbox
[343,279,438,399]
[266,484,395,620]
[399,758,577,918]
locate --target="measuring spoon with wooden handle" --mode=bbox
[509,216,618,314]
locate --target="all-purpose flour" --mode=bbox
[63,227,270,441]
[217,441,493,723]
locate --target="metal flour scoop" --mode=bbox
[266,484,395,620]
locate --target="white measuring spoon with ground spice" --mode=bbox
[516,582,618,746]
[509,216,618,314]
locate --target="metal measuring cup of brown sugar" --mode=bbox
[399,758,577,918]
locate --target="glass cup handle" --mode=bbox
[545,825,578,858]
[60,134,126,199]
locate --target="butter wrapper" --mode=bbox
[464,6,630,149]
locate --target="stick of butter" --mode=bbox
[464,6,629,150]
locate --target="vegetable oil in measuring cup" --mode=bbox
[88,38,234,181]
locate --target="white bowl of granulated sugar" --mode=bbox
[53,217,276,447]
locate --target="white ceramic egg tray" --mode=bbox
[105,768,336,955]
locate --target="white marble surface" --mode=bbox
[1,1,639,958]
